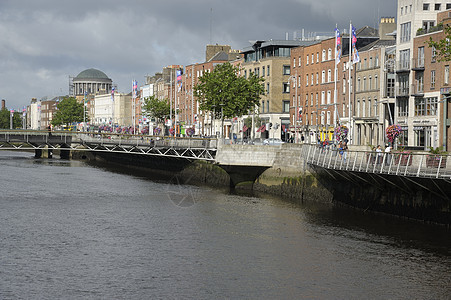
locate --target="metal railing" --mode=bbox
[303,144,451,179]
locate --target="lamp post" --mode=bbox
[288,73,298,143]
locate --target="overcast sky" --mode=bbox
[0,0,396,110]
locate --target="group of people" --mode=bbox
[374,144,392,165]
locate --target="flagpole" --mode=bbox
[334,24,338,134]
[348,21,352,145]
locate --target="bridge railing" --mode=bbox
[304,144,451,179]
[76,133,217,149]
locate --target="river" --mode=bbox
[0,151,450,299]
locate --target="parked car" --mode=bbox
[263,138,284,145]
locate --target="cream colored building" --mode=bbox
[94,92,132,127]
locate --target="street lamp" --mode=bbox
[288,73,298,143]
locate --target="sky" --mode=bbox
[0,0,397,110]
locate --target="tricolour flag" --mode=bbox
[351,25,360,64]
[335,27,341,65]
[132,80,138,98]
[111,87,115,102]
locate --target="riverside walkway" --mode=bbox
[303,143,451,180]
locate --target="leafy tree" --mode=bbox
[0,109,22,129]
[51,96,84,127]
[243,115,261,129]
[427,23,451,62]
[142,95,172,124]
[194,62,265,119]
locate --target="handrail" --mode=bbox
[304,144,451,179]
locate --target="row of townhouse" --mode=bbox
[288,3,451,151]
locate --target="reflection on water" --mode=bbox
[0,151,450,299]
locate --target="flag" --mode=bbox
[242,125,248,132]
[335,27,341,65]
[176,70,182,92]
[351,25,360,64]
[111,87,115,102]
[132,80,138,98]
[256,124,266,132]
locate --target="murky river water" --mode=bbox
[0,151,450,299]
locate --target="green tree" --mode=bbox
[427,23,451,62]
[51,96,84,127]
[142,95,172,124]
[194,62,265,119]
[0,109,22,129]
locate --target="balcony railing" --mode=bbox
[397,86,410,97]
[397,60,410,72]
[411,83,424,96]
[411,57,425,70]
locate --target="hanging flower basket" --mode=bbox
[385,124,402,143]
[153,127,161,135]
[334,125,348,142]
[186,127,195,137]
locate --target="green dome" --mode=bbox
[75,68,110,80]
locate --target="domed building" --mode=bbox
[73,68,113,96]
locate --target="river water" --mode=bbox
[0,151,450,299]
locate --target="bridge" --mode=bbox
[0,130,217,160]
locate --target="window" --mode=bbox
[311,54,314,64]
[398,98,409,117]
[327,91,331,104]
[327,69,331,82]
[322,50,326,61]
[321,91,325,105]
[431,70,436,89]
[293,58,296,68]
[315,93,318,105]
[283,65,290,75]
[415,97,438,116]
[316,73,319,85]
[266,83,270,94]
[364,58,367,69]
[414,128,426,147]
[305,94,309,107]
[423,3,430,10]
[283,101,290,113]
[267,100,269,112]
[298,57,301,67]
[306,55,309,65]
[261,101,265,113]
[369,76,372,90]
[400,49,410,69]
[375,75,378,90]
[447,3,451,10]
[316,52,319,63]
[362,99,366,117]
[311,93,314,106]
[435,3,441,10]
[343,77,346,94]
[262,66,265,77]
[306,75,309,86]
[298,75,301,87]
[445,65,449,85]
[357,77,361,92]
[369,57,373,68]
[322,70,326,83]
[357,99,360,117]
[368,98,372,116]
[326,111,331,125]
[328,48,332,60]
[375,55,379,67]
[400,22,411,43]
[283,82,290,93]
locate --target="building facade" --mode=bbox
[396,0,451,149]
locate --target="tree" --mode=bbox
[194,62,265,119]
[51,96,84,127]
[0,109,22,129]
[142,95,172,124]
[427,23,451,62]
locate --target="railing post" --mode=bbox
[396,154,402,175]
[436,155,443,178]
[404,154,411,176]
[417,154,424,177]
